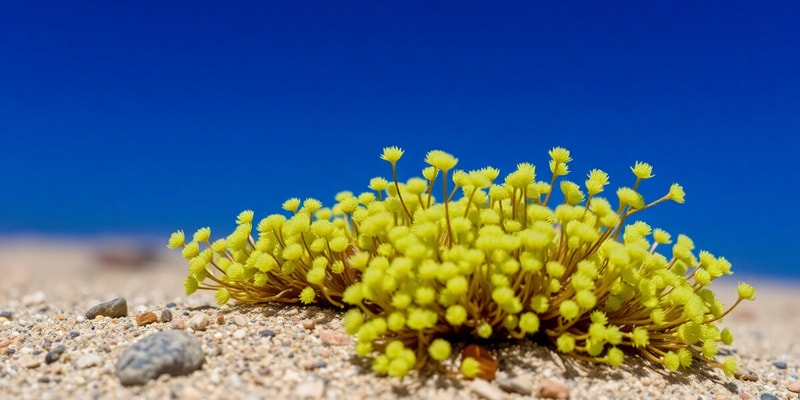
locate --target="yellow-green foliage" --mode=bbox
[168,146,755,378]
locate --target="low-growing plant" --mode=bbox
[168,146,755,379]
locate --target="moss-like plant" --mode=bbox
[168,146,755,379]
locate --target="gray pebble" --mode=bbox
[259,329,276,338]
[45,344,66,364]
[68,331,80,339]
[760,394,778,400]
[115,329,204,386]
[496,374,536,395]
[86,297,128,319]
[0,311,13,319]
[160,309,173,323]
[773,361,787,369]
[166,302,176,308]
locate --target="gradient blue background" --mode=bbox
[1,1,798,278]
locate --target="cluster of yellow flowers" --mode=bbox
[168,146,755,379]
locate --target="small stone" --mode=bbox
[773,361,787,369]
[259,329,276,338]
[68,331,80,339]
[75,353,103,369]
[537,378,570,399]
[160,310,173,323]
[172,318,186,330]
[319,329,347,346]
[759,394,778,400]
[115,330,205,386]
[496,374,535,395]
[188,314,210,331]
[20,355,41,369]
[45,344,67,364]
[233,329,247,339]
[38,376,50,383]
[787,381,800,393]
[166,302,177,308]
[216,314,225,325]
[469,379,505,400]
[302,319,316,330]
[86,297,128,319]
[233,315,248,327]
[293,380,325,399]
[23,291,46,306]
[0,311,13,319]
[315,360,327,369]
[136,312,158,326]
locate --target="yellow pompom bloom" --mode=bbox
[461,357,481,378]
[721,328,734,345]
[167,230,186,249]
[721,357,738,377]
[181,241,200,259]
[343,308,364,334]
[606,347,624,366]
[445,305,467,326]
[631,327,650,348]
[737,282,756,300]
[476,322,493,338]
[192,227,211,243]
[663,351,680,371]
[548,147,572,163]
[299,287,315,304]
[652,228,671,244]
[380,146,404,164]
[559,300,579,320]
[236,210,254,224]
[668,183,685,204]
[282,198,301,212]
[306,267,326,286]
[630,161,654,179]
[425,150,459,171]
[183,275,199,295]
[369,177,389,191]
[519,312,540,334]
[556,333,575,353]
[214,287,230,305]
[428,339,452,361]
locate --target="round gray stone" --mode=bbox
[115,329,204,386]
[85,297,127,319]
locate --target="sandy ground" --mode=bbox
[0,238,798,400]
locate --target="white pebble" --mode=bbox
[233,329,246,339]
[469,379,505,400]
[293,380,325,399]
[188,314,210,331]
[75,353,103,369]
[76,315,85,323]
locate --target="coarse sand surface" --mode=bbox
[1,238,798,399]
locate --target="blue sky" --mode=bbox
[1,1,798,277]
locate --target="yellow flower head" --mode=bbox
[167,230,185,249]
[425,150,459,171]
[548,147,572,163]
[668,183,686,204]
[236,210,254,225]
[737,282,756,300]
[630,161,654,179]
[380,146,404,164]
[192,227,211,243]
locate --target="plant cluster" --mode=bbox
[168,146,755,379]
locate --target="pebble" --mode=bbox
[160,309,173,323]
[301,319,316,330]
[166,302,177,308]
[75,353,103,369]
[45,344,67,364]
[537,378,570,399]
[22,291,46,306]
[773,361,787,369]
[293,380,325,399]
[259,329,276,338]
[85,297,128,319]
[468,379,505,400]
[233,315,248,327]
[319,329,348,346]
[496,374,536,395]
[787,381,800,393]
[233,329,247,339]
[759,394,778,400]
[115,330,205,386]
[172,318,187,330]
[136,312,158,326]
[188,314,210,331]
[69,331,80,339]
[0,311,13,319]
[20,355,41,369]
